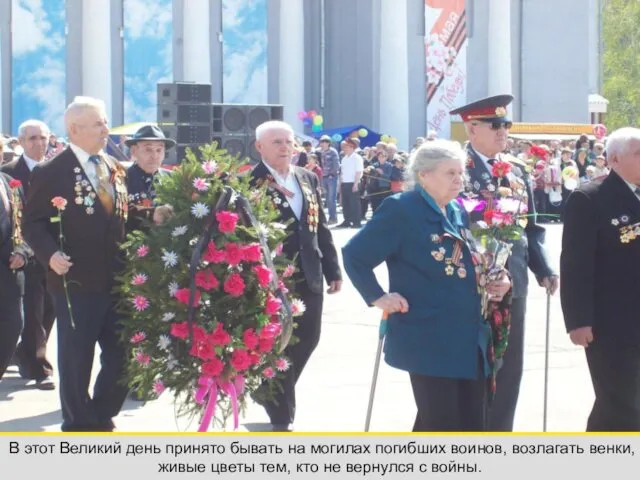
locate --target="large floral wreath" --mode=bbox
[116,145,304,431]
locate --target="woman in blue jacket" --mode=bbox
[342,140,511,432]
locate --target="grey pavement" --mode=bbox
[0,223,593,432]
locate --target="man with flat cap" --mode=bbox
[125,125,175,232]
[450,95,557,431]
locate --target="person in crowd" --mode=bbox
[22,96,171,431]
[1,120,56,389]
[318,135,340,225]
[304,152,323,183]
[342,140,511,431]
[0,171,28,380]
[450,94,558,431]
[560,127,640,431]
[368,148,394,213]
[575,148,590,181]
[250,121,342,432]
[337,138,364,228]
[592,155,610,178]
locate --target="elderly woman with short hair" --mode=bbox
[342,140,511,432]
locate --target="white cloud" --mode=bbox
[124,0,172,40]
[222,0,244,29]
[223,41,265,103]
[242,65,267,104]
[12,0,64,56]
[16,56,66,134]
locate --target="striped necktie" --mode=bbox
[88,155,114,215]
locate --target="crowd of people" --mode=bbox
[0,90,637,435]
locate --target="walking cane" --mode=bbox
[543,291,551,432]
[364,312,388,432]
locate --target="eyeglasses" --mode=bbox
[489,121,512,131]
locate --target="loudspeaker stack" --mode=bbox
[157,82,284,165]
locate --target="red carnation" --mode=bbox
[201,357,224,377]
[195,269,220,291]
[243,328,260,350]
[202,241,226,263]
[210,322,231,346]
[230,349,252,372]
[258,337,274,353]
[224,243,244,266]
[223,273,246,297]
[242,243,262,262]
[216,210,239,234]
[190,341,216,360]
[9,179,22,189]
[170,322,189,339]
[174,288,201,307]
[252,264,273,289]
[491,160,512,178]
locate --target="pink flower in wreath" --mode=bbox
[223,273,246,297]
[275,358,290,372]
[248,351,261,366]
[258,337,274,353]
[252,264,273,288]
[216,210,239,234]
[224,243,244,266]
[202,241,226,263]
[169,321,189,339]
[242,243,262,262]
[136,244,150,257]
[202,357,224,377]
[264,294,282,315]
[135,351,150,366]
[193,177,209,192]
[130,331,146,344]
[260,322,282,339]
[230,349,252,372]
[242,328,260,350]
[195,269,219,291]
[283,264,295,278]
[132,295,150,311]
[131,273,148,286]
[190,341,216,361]
[51,196,67,210]
[278,280,289,294]
[274,243,283,256]
[174,288,201,306]
[262,367,276,379]
[210,323,231,346]
[153,380,165,395]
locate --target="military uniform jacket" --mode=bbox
[464,145,555,297]
[0,172,25,297]
[126,163,169,232]
[560,171,640,345]
[22,147,131,294]
[250,161,341,294]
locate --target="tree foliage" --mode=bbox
[602,0,640,129]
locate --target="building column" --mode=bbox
[279,0,305,131]
[487,0,512,97]
[379,0,409,148]
[183,0,211,85]
[82,0,112,117]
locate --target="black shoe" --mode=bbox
[35,376,55,390]
[271,423,294,432]
[335,222,351,228]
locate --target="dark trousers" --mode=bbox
[54,292,129,432]
[259,282,323,424]
[585,339,640,431]
[340,183,361,226]
[533,189,547,221]
[15,266,55,379]
[488,296,526,431]
[409,356,487,432]
[0,293,22,379]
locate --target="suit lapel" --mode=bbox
[466,146,494,196]
[292,167,309,225]
[251,161,297,221]
[607,171,640,220]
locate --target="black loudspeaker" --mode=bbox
[157,83,211,104]
[157,103,212,124]
[212,104,284,134]
[161,125,211,144]
[165,144,205,166]
[212,135,260,164]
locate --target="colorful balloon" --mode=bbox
[388,137,397,144]
[313,115,324,126]
[308,110,317,118]
[297,111,307,120]
[332,133,342,142]
[358,128,368,137]
[381,134,390,142]
[311,124,322,133]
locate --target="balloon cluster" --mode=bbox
[379,134,397,144]
[593,123,607,141]
[297,110,324,133]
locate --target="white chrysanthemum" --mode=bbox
[162,312,176,322]
[166,354,179,370]
[168,282,179,297]
[271,222,287,231]
[157,335,171,351]
[191,202,209,218]
[290,298,306,317]
[256,222,270,237]
[162,250,178,268]
[172,225,188,237]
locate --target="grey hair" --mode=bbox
[255,120,294,141]
[606,127,640,159]
[64,96,107,134]
[18,119,50,139]
[404,139,466,190]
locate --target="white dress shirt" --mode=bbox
[264,162,303,220]
[340,152,364,183]
[472,148,494,171]
[622,177,640,202]
[22,154,39,171]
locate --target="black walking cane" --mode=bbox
[364,312,388,432]
[543,291,551,432]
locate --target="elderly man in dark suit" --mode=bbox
[0,172,28,380]
[250,121,342,432]
[1,119,56,390]
[22,96,171,431]
[450,95,558,431]
[561,127,640,431]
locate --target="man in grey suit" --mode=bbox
[451,95,558,431]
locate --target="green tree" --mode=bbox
[603,0,640,129]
